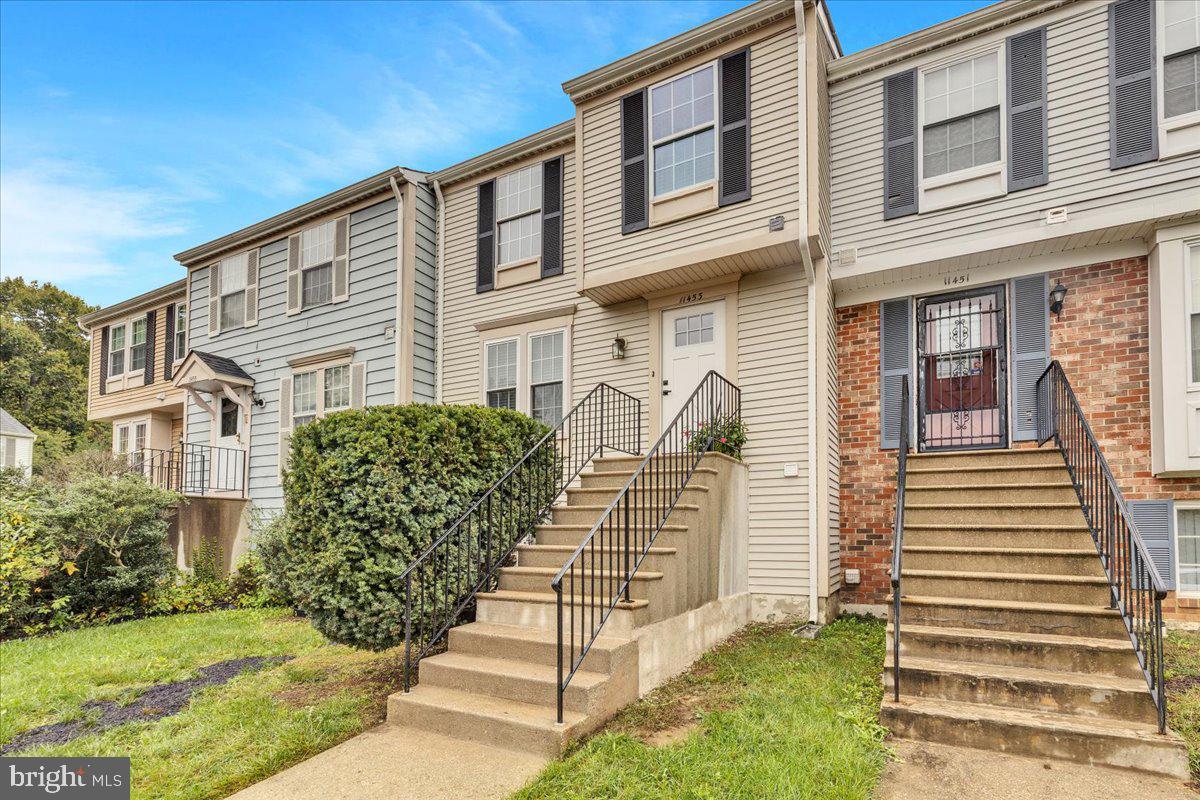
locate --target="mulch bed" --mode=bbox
[1,656,290,754]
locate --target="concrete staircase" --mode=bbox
[388,453,735,757]
[882,448,1190,779]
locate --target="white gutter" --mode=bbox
[389,175,407,402]
[431,179,446,403]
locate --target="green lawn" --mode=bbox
[512,616,889,800]
[0,608,403,800]
[1166,628,1200,780]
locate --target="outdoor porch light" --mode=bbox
[611,337,627,360]
[1048,281,1068,317]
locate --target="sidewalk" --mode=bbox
[228,724,546,800]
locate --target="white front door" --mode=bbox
[661,301,726,428]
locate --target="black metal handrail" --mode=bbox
[1036,360,1167,733]
[130,442,247,497]
[889,374,911,702]
[552,370,740,723]
[400,383,641,692]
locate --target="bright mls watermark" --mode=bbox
[3,758,130,798]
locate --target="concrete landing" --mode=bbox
[876,740,1195,800]
[226,724,546,800]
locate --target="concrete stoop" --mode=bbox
[886,448,1190,780]
[387,453,745,757]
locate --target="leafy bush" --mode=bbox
[276,404,551,650]
[0,481,68,637]
[687,417,748,459]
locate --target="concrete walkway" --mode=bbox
[877,740,1196,800]
[227,724,546,800]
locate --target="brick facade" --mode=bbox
[836,256,1200,619]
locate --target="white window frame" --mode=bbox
[480,326,570,425]
[494,164,543,269]
[113,417,150,456]
[1158,0,1200,158]
[290,357,353,429]
[219,252,249,329]
[108,322,127,379]
[648,60,719,201]
[1176,501,1200,598]
[106,311,155,390]
[129,317,148,374]
[174,303,187,363]
[528,330,566,427]
[1186,240,1200,388]
[300,219,336,309]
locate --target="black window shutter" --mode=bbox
[1007,26,1049,191]
[476,180,495,293]
[1010,273,1050,441]
[99,325,110,396]
[620,89,648,234]
[883,69,918,219]
[1130,499,1176,590]
[143,310,156,386]
[163,303,176,381]
[1109,0,1158,169]
[542,156,564,278]
[880,297,913,450]
[719,48,751,206]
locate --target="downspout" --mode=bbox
[431,179,446,403]
[389,175,406,403]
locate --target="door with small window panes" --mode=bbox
[661,302,725,428]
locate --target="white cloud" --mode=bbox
[0,160,189,284]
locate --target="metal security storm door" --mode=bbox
[916,286,1007,451]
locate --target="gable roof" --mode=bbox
[0,408,36,439]
[190,351,254,383]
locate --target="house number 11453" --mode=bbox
[678,292,704,305]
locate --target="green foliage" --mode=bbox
[276,404,551,650]
[0,482,69,637]
[687,417,748,459]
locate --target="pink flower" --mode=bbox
[720,437,728,444]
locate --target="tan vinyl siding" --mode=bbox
[87,297,186,421]
[737,266,810,596]
[817,32,833,256]
[170,414,184,445]
[822,267,840,590]
[829,3,1200,270]
[579,26,801,280]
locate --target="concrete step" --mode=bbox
[885,656,1158,725]
[549,503,701,528]
[903,503,1086,527]
[417,651,622,716]
[498,565,664,600]
[388,685,586,758]
[902,523,1093,549]
[447,622,633,674]
[564,483,709,507]
[880,696,1188,779]
[535,521,690,547]
[580,466,718,490]
[906,464,1069,487]
[887,624,1143,679]
[894,595,1128,639]
[902,546,1102,575]
[591,453,706,473]
[516,542,679,572]
[900,569,1112,605]
[476,589,652,632]
[903,483,1078,504]
[907,449,1065,469]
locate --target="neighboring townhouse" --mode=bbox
[168,167,437,562]
[0,408,36,477]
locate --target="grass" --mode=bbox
[0,608,404,800]
[1166,628,1200,780]
[511,615,889,800]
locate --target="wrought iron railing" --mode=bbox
[1036,360,1167,733]
[400,383,641,692]
[130,443,247,497]
[552,371,740,723]
[889,374,911,702]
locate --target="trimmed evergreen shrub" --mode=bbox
[277,404,551,650]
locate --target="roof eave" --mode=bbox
[77,279,188,328]
[430,121,575,188]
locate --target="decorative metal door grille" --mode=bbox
[916,286,1007,451]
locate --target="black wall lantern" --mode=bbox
[611,337,626,360]
[1048,281,1068,317]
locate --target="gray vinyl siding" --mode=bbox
[828,3,1200,269]
[186,196,402,509]
[413,183,438,403]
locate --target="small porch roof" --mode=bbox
[172,350,254,393]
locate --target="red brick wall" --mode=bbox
[836,256,1200,618]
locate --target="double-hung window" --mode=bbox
[922,52,1001,179]
[174,303,187,361]
[1165,1,1200,119]
[301,220,336,308]
[291,363,351,429]
[529,331,564,427]
[220,253,248,329]
[496,165,542,267]
[108,324,126,376]
[129,318,147,372]
[650,64,716,197]
[292,370,318,428]
[1190,243,1200,383]
[485,339,519,410]
[1178,505,1200,596]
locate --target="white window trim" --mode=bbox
[916,44,1007,212]
[479,326,571,423]
[113,417,151,455]
[106,312,152,389]
[493,164,543,270]
[1176,500,1200,598]
[1157,2,1200,158]
[173,303,187,364]
[290,355,353,428]
[1186,239,1200,389]
[648,60,719,203]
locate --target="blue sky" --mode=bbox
[0,0,990,308]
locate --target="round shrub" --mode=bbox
[277,404,550,650]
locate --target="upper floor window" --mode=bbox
[496,165,543,267]
[650,64,716,197]
[219,252,248,328]
[129,318,148,372]
[301,220,335,308]
[485,339,518,409]
[922,53,1001,179]
[109,324,126,376]
[174,303,187,361]
[1165,1,1200,118]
